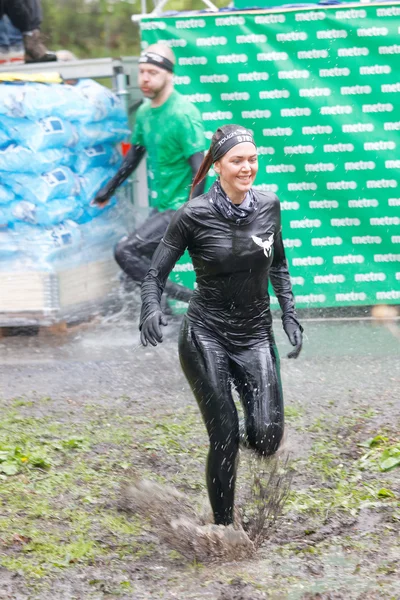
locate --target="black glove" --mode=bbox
[283,319,303,359]
[140,311,168,347]
[92,185,113,206]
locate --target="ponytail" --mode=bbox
[190,149,213,199]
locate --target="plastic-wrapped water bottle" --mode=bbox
[8,167,80,204]
[0,115,79,151]
[4,198,83,226]
[0,184,14,204]
[0,144,73,173]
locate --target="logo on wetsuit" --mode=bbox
[252,233,274,257]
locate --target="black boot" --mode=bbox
[23,30,57,63]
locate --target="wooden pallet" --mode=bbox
[0,258,121,333]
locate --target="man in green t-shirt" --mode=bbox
[93,43,206,302]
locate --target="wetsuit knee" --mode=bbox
[247,422,284,457]
[114,236,142,279]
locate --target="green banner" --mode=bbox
[141,3,400,309]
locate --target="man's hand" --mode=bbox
[91,186,112,207]
[283,320,303,359]
[140,311,168,347]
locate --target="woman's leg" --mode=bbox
[231,343,284,457]
[178,319,239,525]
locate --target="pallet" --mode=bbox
[0,257,122,333]
[0,314,103,338]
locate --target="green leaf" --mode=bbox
[359,435,389,448]
[377,488,396,498]
[380,456,400,471]
[0,462,20,475]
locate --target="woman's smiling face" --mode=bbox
[213,142,258,202]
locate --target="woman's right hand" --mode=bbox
[140,311,168,347]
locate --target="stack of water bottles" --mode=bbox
[0,78,131,271]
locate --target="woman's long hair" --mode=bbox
[190,148,213,199]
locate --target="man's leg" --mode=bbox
[114,209,193,302]
[5,0,57,63]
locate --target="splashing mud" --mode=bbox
[119,453,292,562]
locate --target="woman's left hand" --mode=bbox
[283,320,303,359]
[140,311,168,347]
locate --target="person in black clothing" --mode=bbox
[140,124,303,527]
[0,0,56,62]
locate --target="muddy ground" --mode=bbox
[0,306,399,600]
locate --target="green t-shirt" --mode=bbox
[131,90,206,212]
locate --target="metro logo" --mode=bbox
[364,141,396,150]
[367,179,397,188]
[309,200,339,208]
[300,88,331,97]
[293,257,324,266]
[215,16,245,26]
[317,29,347,38]
[312,237,343,246]
[381,83,400,92]
[196,36,227,47]
[345,161,375,170]
[217,54,248,64]
[278,71,310,80]
[302,125,332,134]
[357,27,388,36]
[342,123,374,132]
[284,144,314,154]
[315,274,345,283]
[255,14,286,23]
[331,217,361,226]
[338,47,369,56]
[355,272,386,281]
[295,11,326,21]
[320,105,352,115]
[305,163,335,172]
[277,32,308,41]
[336,292,367,301]
[348,199,379,208]
[363,103,393,112]
[298,50,328,59]
[221,92,250,101]
[236,34,267,44]
[360,65,391,74]
[341,85,371,94]
[290,217,321,226]
[260,90,289,99]
[264,127,293,137]
[323,143,354,152]
[281,108,311,117]
[327,181,357,190]
[257,52,288,61]
[333,255,365,264]
[352,235,382,244]
[266,164,296,173]
[319,67,350,77]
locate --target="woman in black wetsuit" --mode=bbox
[139,124,303,527]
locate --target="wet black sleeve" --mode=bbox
[269,204,301,329]
[140,207,191,328]
[102,145,146,196]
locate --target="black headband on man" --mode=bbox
[211,126,256,162]
[138,51,174,73]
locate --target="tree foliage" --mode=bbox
[41,0,230,59]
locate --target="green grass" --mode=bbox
[0,396,399,591]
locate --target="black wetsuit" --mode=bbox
[140,182,301,525]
